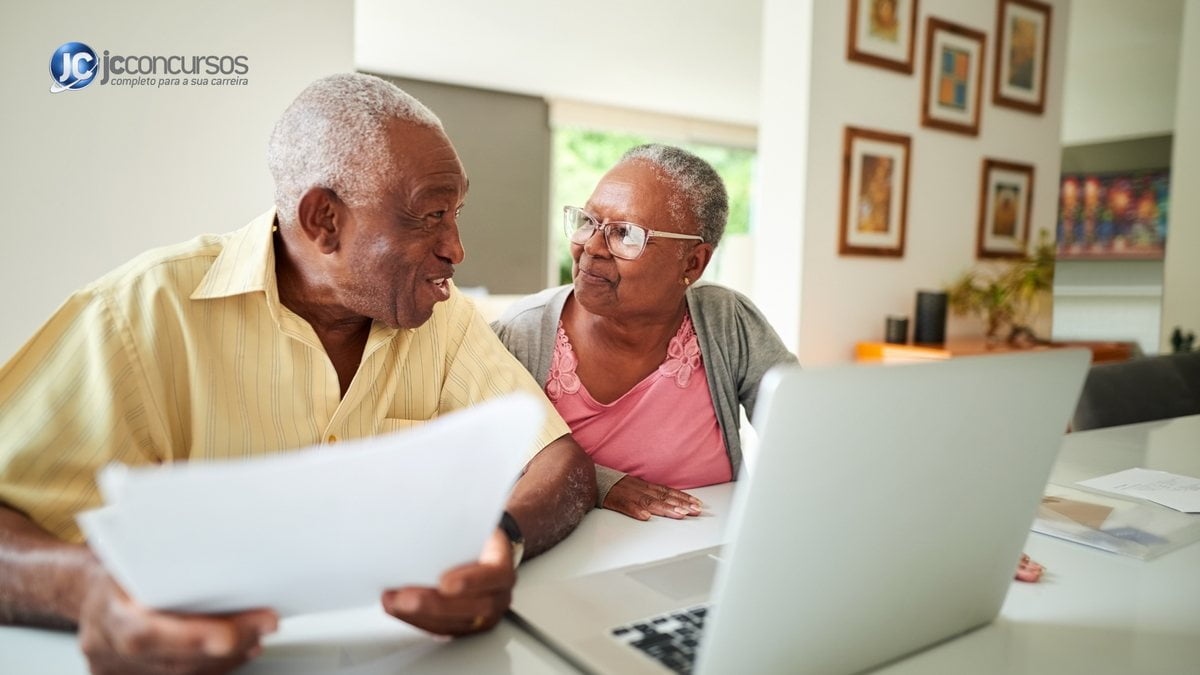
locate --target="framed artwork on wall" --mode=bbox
[993,0,1052,114]
[977,158,1035,259]
[839,126,911,257]
[847,0,919,74]
[921,17,986,136]
[1057,170,1169,260]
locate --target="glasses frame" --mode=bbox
[562,205,704,261]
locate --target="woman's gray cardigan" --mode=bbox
[491,282,797,505]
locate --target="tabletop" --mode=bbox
[2,416,1196,674]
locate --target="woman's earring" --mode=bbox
[682,277,691,286]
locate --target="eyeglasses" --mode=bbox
[562,205,704,261]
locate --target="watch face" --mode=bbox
[500,511,524,544]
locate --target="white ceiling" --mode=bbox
[354,0,763,126]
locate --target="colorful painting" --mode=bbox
[1057,171,1169,260]
[840,126,911,257]
[858,154,895,233]
[922,17,986,136]
[938,47,970,110]
[978,159,1034,259]
[847,0,919,74]
[1007,16,1037,89]
[992,182,1021,236]
[869,0,900,40]
[994,0,1052,114]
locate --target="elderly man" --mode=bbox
[0,73,595,674]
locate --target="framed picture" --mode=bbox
[839,126,911,257]
[977,158,1035,259]
[847,0,919,74]
[994,0,1052,114]
[921,17,986,136]
[1057,170,1168,260]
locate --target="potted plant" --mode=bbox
[946,230,1055,345]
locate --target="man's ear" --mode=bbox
[295,187,344,254]
[684,242,714,281]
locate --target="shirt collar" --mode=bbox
[191,209,278,301]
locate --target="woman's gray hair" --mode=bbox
[267,73,443,227]
[619,144,729,246]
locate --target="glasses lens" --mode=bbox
[565,207,595,244]
[606,222,647,259]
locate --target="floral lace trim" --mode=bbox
[546,323,581,401]
[545,314,701,401]
[657,314,700,388]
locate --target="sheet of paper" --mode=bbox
[77,393,543,617]
[1077,467,1200,513]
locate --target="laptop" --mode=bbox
[513,349,1090,675]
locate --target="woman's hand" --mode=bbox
[603,476,703,520]
[1014,553,1044,582]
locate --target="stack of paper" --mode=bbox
[1077,467,1200,513]
[77,393,543,617]
[1032,467,1200,560]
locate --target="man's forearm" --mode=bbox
[506,435,596,559]
[0,505,97,629]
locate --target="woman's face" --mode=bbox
[571,161,711,322]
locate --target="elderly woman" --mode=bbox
[493,144,796,520]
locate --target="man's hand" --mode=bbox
[603,475,703,521]
[77,570,277,675]
[382,528,514,636]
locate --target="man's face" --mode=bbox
[333,122,468,329]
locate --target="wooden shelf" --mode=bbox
[856,338,1137,365]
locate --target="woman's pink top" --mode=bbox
[545,313,731,489]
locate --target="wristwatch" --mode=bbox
[499,510,525,568]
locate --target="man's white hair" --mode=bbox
[619,144,728,247]
[267,73,443,227]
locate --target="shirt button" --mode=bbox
[327,435,337,444]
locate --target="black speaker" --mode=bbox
[885,316,908,344]
[914,291,947,344]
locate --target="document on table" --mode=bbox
[77,393,543,617]
[1077,468,1200,513]
[1033,483,1200,560]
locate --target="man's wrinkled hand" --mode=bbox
[603,475,703,521]
[78,570,277,675]
[382,529,515,636]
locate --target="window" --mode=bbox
[550,125,757,291]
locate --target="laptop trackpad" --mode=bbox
[626,552,718,601]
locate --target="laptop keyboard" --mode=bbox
[609,604,710,674]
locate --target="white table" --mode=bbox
[3,417,1197,674]
[872,415,1200,674]
[511,417,1200,674]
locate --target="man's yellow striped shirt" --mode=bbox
[0,210,569,543]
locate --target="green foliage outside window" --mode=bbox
[551,127,756,284]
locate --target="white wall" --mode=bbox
[1053,261,1163,353]
[757,0,1070,365]
[752,0,813,349]
[1061,0,1184,144]
[1162,0,1200,350]
[0,1,354,362]
[354,0,763,127]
